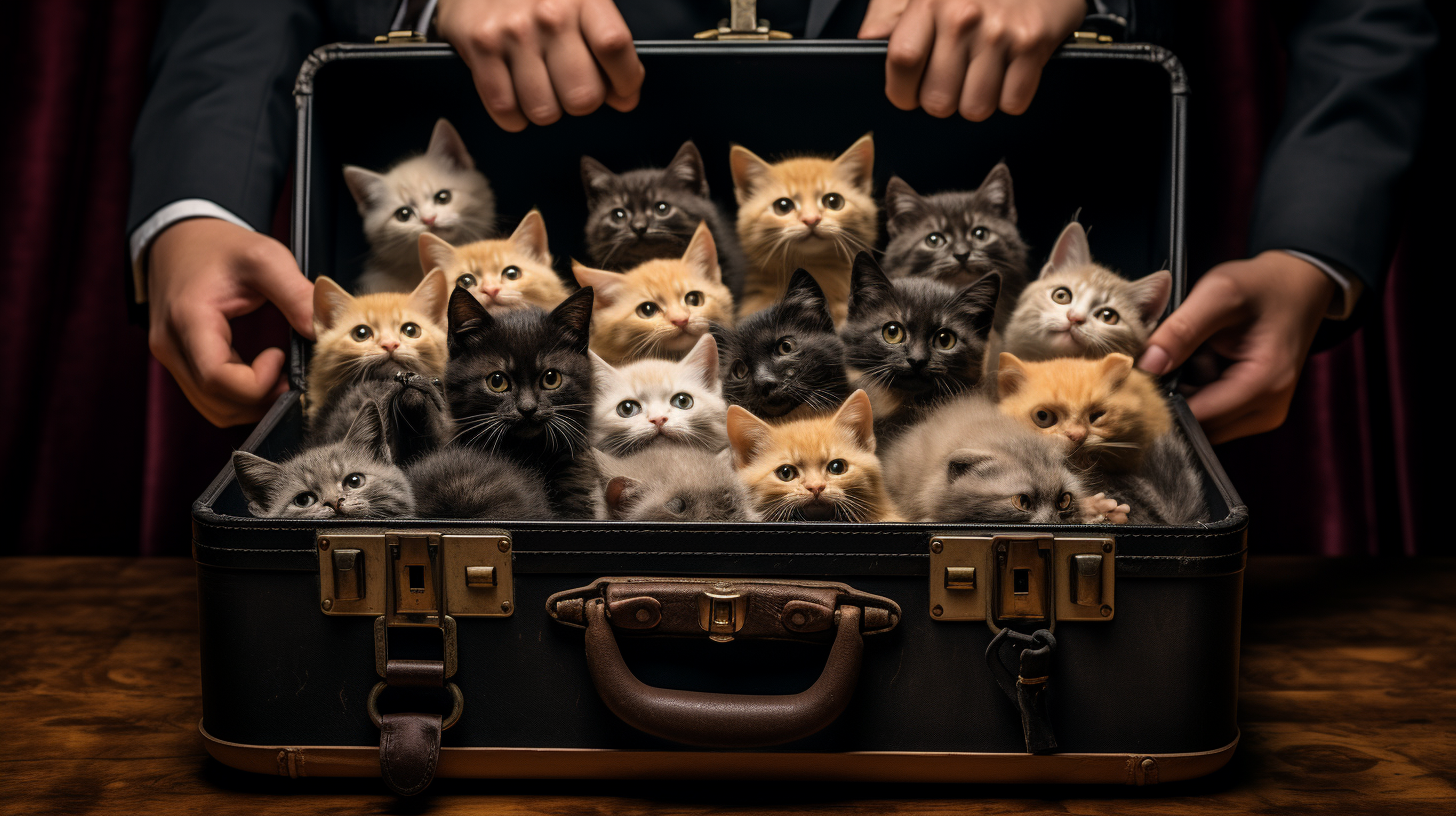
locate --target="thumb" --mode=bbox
[1137,278,1245,376]
[858,0,910,39]
[248,251,317,340]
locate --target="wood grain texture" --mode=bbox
[1,556,1453,815]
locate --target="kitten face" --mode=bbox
[1002,222,1172,361]
[591,333,727,455]
[445,286,595,456]
[714,270,849,419]
[843,252,999,399]
[882,163,1028,289]
[232,404,415,519]
[308,269,449,405]
[420,209,567,315]
[595,447,760,522]
[574,222,734,364]
[582,141,717,269]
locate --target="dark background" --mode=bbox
[0,1,1445,557]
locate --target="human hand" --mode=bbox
[147,219,315,427]
[858,0,1086,120]
[1136,252,1337,444]
[436,0,644,132]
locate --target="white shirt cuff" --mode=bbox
[1279,249,1363,320]
[128,199,258,303]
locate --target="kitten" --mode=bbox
[883,393,1124,524]
[307,371,450,468]
[419,209,568,315]
[999,221,1172,363]
[841,252,999,441]
[232,403,415,519]
[591,332,727,455]
[304,268,449,432]
[344,118,497,293]
[581,140,747,298]
[881,163,1030,331]
[573,221,735,365]
[1095,431,1209,525]
[713,269,850,421]
[997,352,1172,473]
[727,390,901,522]
[407,447,553,520]
[444,286,601,519]
[731,134,879,325]
[593,447,760,522]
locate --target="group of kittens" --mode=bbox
[231,119,1207,527]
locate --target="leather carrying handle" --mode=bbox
[583,598,863,748]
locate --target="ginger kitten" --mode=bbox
[420,209,568,315]
[731,134,878,325]
[573,221,735,365]
[727,390,901,522]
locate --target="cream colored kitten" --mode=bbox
[590,333,728,455]
[419,209,568,315]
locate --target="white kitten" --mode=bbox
[344,118,497,293]
[590,333,727,455]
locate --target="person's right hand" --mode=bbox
[436,0,645,132]
[147,218,315,427]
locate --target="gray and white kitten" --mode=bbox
[593,446,760,522]
[882,163,1029,331]
[581,141,747,299]
[998,222,1172,364]
[1095,431,1209,526]
[407,447,553,520]
[344,118,497,293]
[232,403,415,519]
[590,332,727,455]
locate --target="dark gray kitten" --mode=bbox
[593,446,760,522]
[232,403,415,519]
[882,163,1029,330]
[712,269,850,421]
[581,141,747,298]
[1096,432,1210,525]
[407,447,553,520]
[841,252,999,441]
[307,371,450,467]
[445,286,601,519]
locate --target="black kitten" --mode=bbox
[712,269,849,420]
[842,252,999,441]
[881,163,1028,330]
[407,447,554,520]
[307,372,450,467]
[582,141,747,298]
[445,286,601,518]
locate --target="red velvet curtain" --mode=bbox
[0,1,1442,556]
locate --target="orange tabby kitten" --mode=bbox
[727,389,902,522]
[305,268,449,418]
[996,351,1172,472]
[573,221,735,365]
[419,209,568,315]
[731,134,878,326]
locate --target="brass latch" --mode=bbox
[1069,31,1115,45]
[928,534,1114,631]
[695,0,792,40]
[697,588,748,642]
[374,30,427,44]
[318,531,514,618]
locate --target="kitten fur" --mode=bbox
[232,403,415,519]
[727,390,901,522]
[573,221,735,365]
[841,252,999,441]
[307,371,450,467]
[581,141,747,298]
[731,134,879,325]
[591,332,727,455]
[445,286,602,518]
[593,446,760,522]
[304,268,449,431]
[1095,431,1210,525]
[999,221,1172,363]
[713,269,850,421]
[419,209,568,315]
[997,352,1172,473]
[407,446,553,520]
[882,163,1030,331]
[344,118,497,293]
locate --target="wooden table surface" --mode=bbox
[2,556,1453,815]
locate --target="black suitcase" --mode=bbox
[192,37,1248,790]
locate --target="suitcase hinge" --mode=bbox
[928,534,1114,632]
[694,0,792,40]
[317,531,514,619]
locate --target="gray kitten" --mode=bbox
[593,446,761,522]
[1095,431,1209,525]
[307,372,450,468]
[232,403,415,519]
[407,447,553,520]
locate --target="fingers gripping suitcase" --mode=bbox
[192,35,1249,792]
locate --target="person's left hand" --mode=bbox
[1137,251,1338,444]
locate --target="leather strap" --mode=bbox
[379,712,442,796]
[986,628,1059,754]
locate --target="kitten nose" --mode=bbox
[518,402,538,416]
[484,287,501,298]
[670,316,689,328]
[649,416,667,428]
[380,340,400,352]
[421,215,437,226]
[1064,426,1088,445]
[953,251,971,263]
[908,356,929,371]
[631,220,648,236]
[1067,311,1086,325]
[801,212,822,228]
[806,484,826,496]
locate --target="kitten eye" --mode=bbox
[292,492,316,508]
[351,325,373,342]
[1013,494,1032,511]
[502,265,522,280]
[1057,492,1075,511]
[401,322,421,338]
[616,399,641,417]
[636,302,659,319]
[821,192,844,210]
[776,338,795,355]
[972,226,991,241]
[455,273,477,289]
[1089,410,1106,423]
[665,496,687,514]
[654,201,671,214]
[611,208,627,221]
[393,206,413,222]
[343,473,365,490]
[1033,408,1058,428]
[1051,287,1073,305]
[882,322,905,344]
[773,198,795,215]
[487,372,511,392]
[924,232,946,248]
[731,361,748,380]
[684,291,703,307]
[540,369,563,390]
[1096,308,1120,325]
[826,459,847,475]
[933,329,957,350]
[434,189,451,204]
[671,392,694,409]
[776,464,799,482]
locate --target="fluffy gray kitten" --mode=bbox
[593,446,760,522]
[232,403,415,519]
[307,372,450,468]
[406,447,553,520]
[1095,431,1210,525]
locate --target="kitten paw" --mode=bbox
[1081,493,1130,525]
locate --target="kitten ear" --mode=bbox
[549,286,595,354]
[312,276,354,334]
[1100,353,1135,388]
[953,272,1002,338]
[589,350,617,384]
[883,176,927,238]
[343,402,393,463]
[848,252,895,319]
[780,270,835,333]
[833,133,875,192]
[729,145,773,205]
[604,476,642,520]
[1130,270,1173,325]
[726,405,775,469]
[231,451,284,516]
[681,222,722,284]
[510,209,551,262]
[832,389,877,453]
[572,262,623,308]
[1043,221,1092,275]
[977,162,1017,222]
[342,166,386,213]
[447,285,494,351]
[580,155,616,201]
[427,118,474,171]
[997,353,1028,399]
[678,333,720,391]
[408,268,450,327]
[947,449,996,482]
[665,141,710,197]
[419,232,457,278]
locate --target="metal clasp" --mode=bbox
[929,534,1115,632]
[694,0,792,40]
[374,30,427,44]
[318,531,514,618]
[697,589,748,642]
